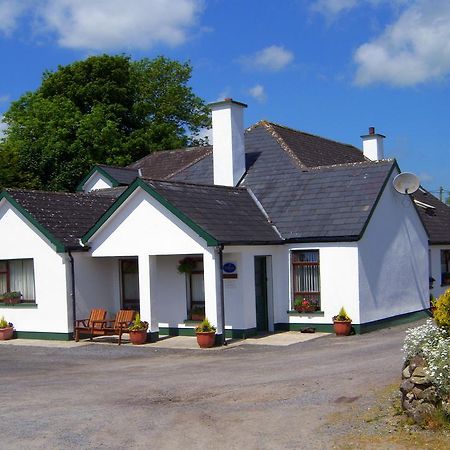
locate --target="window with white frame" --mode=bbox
[291,250,320,311]
[0,259,36,302]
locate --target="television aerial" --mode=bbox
[393,172,420,195]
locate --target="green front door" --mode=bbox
[254,256,269,333]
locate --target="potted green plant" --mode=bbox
[332,307,352,336]
[0,291,22,304]
[0,316,14,340]
[195,318,216,348]
[177,257,197,274]
[293,297,318,313]
[128,313,149,345]
[190,305,205,321]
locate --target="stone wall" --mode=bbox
[400,355,439,425]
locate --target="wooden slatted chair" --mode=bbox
[90,309,137,345]
[74,308,107,342]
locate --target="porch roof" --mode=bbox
[83,178,283,246]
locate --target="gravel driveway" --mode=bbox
[0,322,421,449]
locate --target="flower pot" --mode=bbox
[0,326,14,340]
[333,320,352,336]
[295,306,317,313]
[196,331,216,348]
[4,297,20,305]
[129,330,148,345]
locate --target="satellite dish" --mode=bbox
[393,172,420,195]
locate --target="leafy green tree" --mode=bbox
[1,55,210,191]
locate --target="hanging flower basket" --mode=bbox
[177,257,197,274]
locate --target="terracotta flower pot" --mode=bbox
[333,320,352,336]
[196,331,216,348]
[0,326,14,340]
[129,330,148,345]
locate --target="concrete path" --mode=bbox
[0,330,328,350]
[0,320,425,449]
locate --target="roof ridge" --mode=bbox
[308,159,395,170]
[165,147,213,180]
[266,120,364,152]
[97,164,139,172]
[260,121,308,170]
[127,145,213,168]
[4,188,120,199]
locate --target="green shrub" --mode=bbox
[195,318,216,333]
[434,288,450,332]
[333,306,351,322]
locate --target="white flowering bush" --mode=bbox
[425,338,450,396]
[402,319,448,361]
[402,319,450,397]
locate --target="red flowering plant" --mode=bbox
[293,296,319,313]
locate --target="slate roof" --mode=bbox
[2,121,400,248]
[5,189,117,249]
[140,179,281,244]
[265,122,367,167]
[413,188,450,244]
[97,165,139,185]
[127,146,212,180]
[172,123,395,241]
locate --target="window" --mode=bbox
[0,259,36,302]
[441,250,450,286]
[291,250,320,310]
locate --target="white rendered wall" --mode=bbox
[89,188,207,257]
[280,243,360,325]
[430,244,450,299]
[0,201,70,333]
[358,172,429,323]
[72,253,120,321]
[83,172,114,192]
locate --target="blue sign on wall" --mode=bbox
[223,262,237,273]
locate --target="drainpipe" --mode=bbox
[218,245,226,346]
[68,250,77,338]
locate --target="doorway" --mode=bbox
[120,258,140,312]
[255,256,273,333]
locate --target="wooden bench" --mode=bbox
[90,310,137,345]
[74,308,107,342]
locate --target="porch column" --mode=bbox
[138,254,159,342]
[203,248,225,344]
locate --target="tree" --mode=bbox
[1,55,210,191]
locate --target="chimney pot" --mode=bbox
[369,126,375,135]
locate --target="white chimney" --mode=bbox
[361,127,385,161]
[210,98,247,187]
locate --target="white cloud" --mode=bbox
[418,172,433,183]
[0,95,10,104]
[0,0,26,36]
[248,84,267,103]
[354,0,450,86]
[240,45,294,72]
[0,0,204,50]
[311,0,358,17]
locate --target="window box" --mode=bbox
[287,310,324,317]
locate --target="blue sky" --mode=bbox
[0,0,449,197]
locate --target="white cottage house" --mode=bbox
[0,99,438,343]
